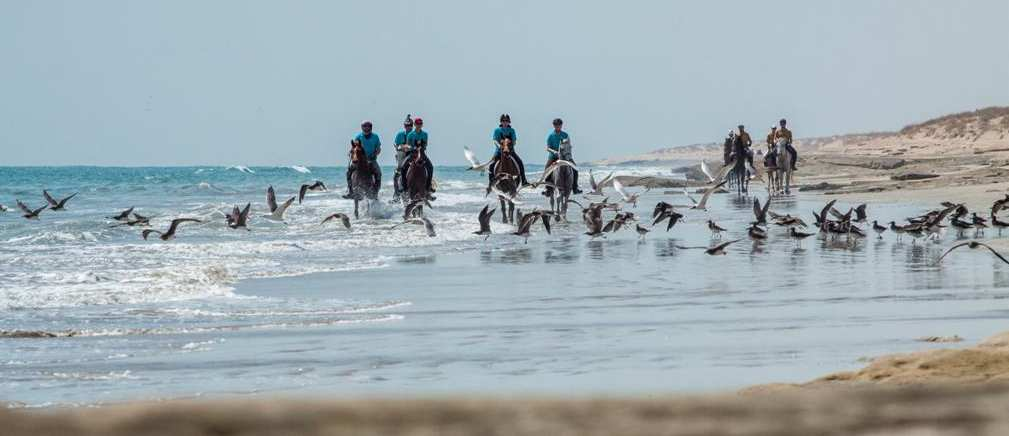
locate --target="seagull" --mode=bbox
[752,197,771,226]
[972,213,989,236]
[652,204,685,231]
[226,203,251,230]
[394,216,437,237]
[518,160,574,193]
[16,200,46,220]
[321,212,351,229]
[707,220,726,238]
[611,178,644,208]
[748,224,768,240]
[888,222,906,242]
[818,199,838,231]
[936,241,1009,265]
[699,160,716,183]
[587,170,615,196]
[43,190,78,211]
[109,207,135,222]
[682,180,728,211]
[473,205,496,238]
[872,220,887,239]
[513,210,552,243]
[463,146,492,172]
[789,227,815,246]
[142,218,201,241]
[604,211,636,233]
[635,224,650,239]
[298,181,327,204]
[676,239,741,255]
[264,186,295,221]
[991,214,1009,236]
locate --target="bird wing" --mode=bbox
[141,229,161,240]
[115,207,134,220]
[714,159,735,182]
[682,189,699,206]
[167,218,201,234]
[321,214,338,225]
[936,242,972,264]
[239,203,251,221]
[761,197,771,220]
[828,207,845,219]
[299,184,309,204]
[752,198,762,221]
[978,242,1009,265]
[612,179,630,202]
[267,186,278,212]
[855,204,867,220]
[714,239,741,251]
[422,217,436,237]
[463,146,490,171]
[17,200,33,215]
[588,169,598,191]
[700,161,716,183]
[276,196,296,216]
[697,180,728,209]
[339,214,351,229]
[540,213,552,235]
[819,200,837,229]
[43,190,58,207]
[58,193,78,207]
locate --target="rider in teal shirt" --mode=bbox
[398,117,435,197]
[344,121,382,198]
[392,115,413,200]
[543,118,581,196]
[486,114,529,191]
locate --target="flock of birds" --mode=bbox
[6,166,1009,266]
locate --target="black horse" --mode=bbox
[727,136,750,195]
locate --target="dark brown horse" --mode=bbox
[404,147,431,211]
[349,142,378,219]
[493,139,520,223]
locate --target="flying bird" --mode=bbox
[264,186,295,221]
[43,190,78,211]
[473,205,496,238]
[752,197,771,226]
[676,239,741,255]
[298,181,327,204]
[699,160,716,183]
[109,207,135,222]
[611,178,644,207]
[226,203,251,230]
[394,216,437,237]
[463,146,492,172]
[936,241,1009,265]
[587,170,615,196]
[16,200,46,220]
[142,218,201,241]
[682,180,728,211]
[321,213,351,229]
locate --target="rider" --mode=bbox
[735,124,754,168]
[398,117,436,198]
[487,114,530,193]
[722,131,735,165]
[775,118,798,171]
[343,120,381,199]
[542,118,582,196]
[392,115,413,200]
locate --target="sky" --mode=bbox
[1,0,1007,166]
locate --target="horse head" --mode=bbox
[499,138,514,155]
[350,140,365,165]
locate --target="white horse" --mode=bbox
[774,138,794,195]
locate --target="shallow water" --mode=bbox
[2,166,1007,406]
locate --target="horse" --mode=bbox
[493,139,521,224]
[774,138,794,195]
[404,147,432,216]
[727,137,750,195]
[548,140,574,222]
[763,147,780,195]
[349,142,378,219]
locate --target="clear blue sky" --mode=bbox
[2,0,1007,166]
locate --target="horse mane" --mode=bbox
[350,141,365,164]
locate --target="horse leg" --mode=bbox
[500,198,508,224]
[354,198,360,219]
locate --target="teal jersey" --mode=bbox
[354,132,381,160]
[546,130,569,158]
[394,130,410,146]
[406,130,428,150]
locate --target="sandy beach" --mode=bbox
[4,330,1009,435]
[4,108,1009,435]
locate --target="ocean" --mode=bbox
[1,165,1007,407]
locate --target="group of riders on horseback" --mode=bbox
[723,118,800,194]
[342,113,583,204]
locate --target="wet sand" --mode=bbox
[4,330,1009,435]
